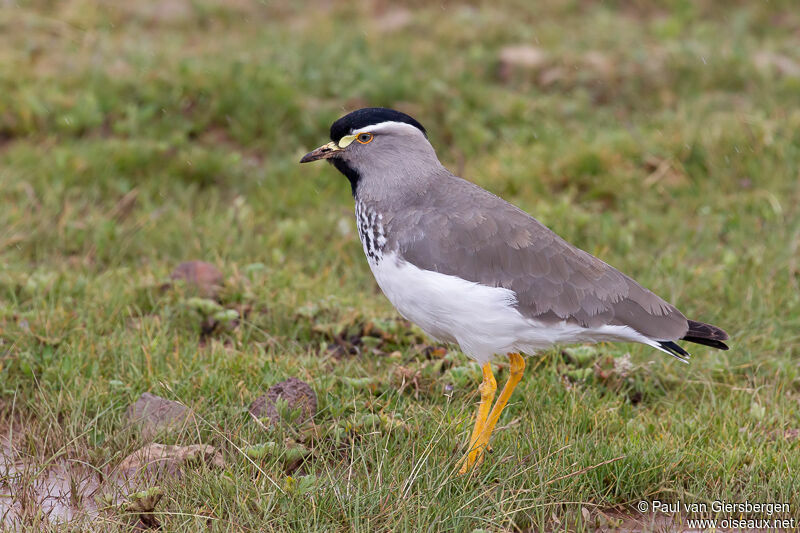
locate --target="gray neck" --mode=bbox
[351,145,446,205]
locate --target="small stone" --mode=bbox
[753,51,800,78]
[538,66,566,87]
[583,50,615,78]
[126,393,194,440]
[170,261,223,298]
[116,443,224,481]
[374,8,412,32]
[249,377,317,427]
[498,45,549,82]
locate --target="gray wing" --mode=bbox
[388,174,689,341]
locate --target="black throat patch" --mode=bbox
[330,158,361,197]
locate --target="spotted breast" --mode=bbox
[355,200,387,265]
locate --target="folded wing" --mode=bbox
[391,174,689,342]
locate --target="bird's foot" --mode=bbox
[458,444,487,475]
[457,353,525,476]
[457,363,496,475]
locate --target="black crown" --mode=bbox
[330,107,427,143]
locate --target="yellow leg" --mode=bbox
[458,363,496,475]
[470,353,526,470]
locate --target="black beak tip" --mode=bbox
[300,142,340,164]
[299,152,316,164]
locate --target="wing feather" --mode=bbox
[390,174,689,341]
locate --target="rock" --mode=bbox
[121,0,193,24]
[249,377,317,427]
[753,51,800,78]
[583,50,615,78]
[102,445,222,527]
[374,8,412,32]
[538,66,566,87]
[170,261,223,298]
[116,444,224,481]
[126,393,194,440]
[498,45,549,81]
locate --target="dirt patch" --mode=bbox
[1,433,101,529]
[1,421,223,530]
[113,443,224,483]
[249,377,317,428]
[310,315,435,361]
[170,260,224,299]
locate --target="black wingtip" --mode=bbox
[681,336,729,351]
[657,320,730,361]
[658,340,691,362]
[685,319,729,341]
[681,319,730,350]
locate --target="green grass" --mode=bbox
[1,0,799,530]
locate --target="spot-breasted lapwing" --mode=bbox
[300,107,729,474]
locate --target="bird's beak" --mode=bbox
[300,141,342,163]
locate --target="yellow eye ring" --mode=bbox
[356,132,373,144]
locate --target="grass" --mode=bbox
[1,0,799,530]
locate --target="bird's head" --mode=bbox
[300,107,441,197]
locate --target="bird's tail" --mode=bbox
[680,319,729,350]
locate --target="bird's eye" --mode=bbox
[356,132,373,144]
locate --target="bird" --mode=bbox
[300,107,729,474]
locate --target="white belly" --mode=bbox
[366,252,659,364]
